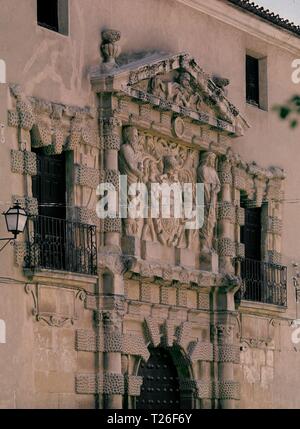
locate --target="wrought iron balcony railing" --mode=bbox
[238,258,287,307]
[24,215,97,276]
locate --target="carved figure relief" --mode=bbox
[149,71,202,112]
[198,152,221,253]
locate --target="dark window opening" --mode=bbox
[37,0,59,32]
[37,0,68,35]
[32,149,66,220]
[241,203,262,261]
[246,55,260,106]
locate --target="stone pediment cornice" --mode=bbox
[90,51,249,137]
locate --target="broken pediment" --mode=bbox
[90,46,249,137]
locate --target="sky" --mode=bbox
[255,0,300,25]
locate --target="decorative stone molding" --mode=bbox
[236,206,245,226]
[140,284,151,302]
[213,343,240,363]
[161,320,176,348]
[212,324,234,344]
[101,218,122,233]
[11,150,37,175]
[100,169,120,191]
[180,379,239,400]
[103,373,124,395]
[100,117,121,150]
[76,374,103,394]
[104,331,123,353]
[44,128,65,155]
[75,206,99,226]
[139,104,151,122]
[266,181,284,202]
[9,84,35,131]
[9,86,99,155]
[188,340,213,362]
[218,202,235,223]
[160,286,169,305]
[267,250,282,265]
[233,166,250,191]
[215,381,240,400]
[76,329,100,352]
[25,284,86,327]
[175,322,193,351]
[196,380,213,399]
[129,259,217,287]
[12,195,38,216]
[124,375,143,396]
[91,49,250,138]
[218,238,235,257]
[177,289,188,307]
[74,371,123,399]
[8,110,19,128]
[98,246,133,275]
[14,242,28,267]
[240,337,274,350]
[74,164,100,189]
[76,329,151,361]
[197,292,210,310]
[122,334,150,361]
[101,133,121,150]
[267,217,283,235]
[218,157,233,185]
[235,243,245,259]
[31,122,52,148]
[143,317,161,347]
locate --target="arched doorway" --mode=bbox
[136,347,180,409]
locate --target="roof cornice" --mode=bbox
[176,0,300,55]
[228,0,300,38]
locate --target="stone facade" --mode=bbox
[0,0,300,410]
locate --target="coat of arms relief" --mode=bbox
[119,125,220,255]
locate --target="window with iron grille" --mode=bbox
[37,0,69,35]
[238,199,286,307]
[27,150,97,275]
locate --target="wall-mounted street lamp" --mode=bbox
[0,203,28,252]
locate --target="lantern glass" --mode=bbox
[4,204,28,237]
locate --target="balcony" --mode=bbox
[237,258,287,307]
[24,216,97,276]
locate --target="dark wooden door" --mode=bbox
[136,348,180,410]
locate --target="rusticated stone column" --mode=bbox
[218,154,235,274]
[100,116,122,248]
[93,31,126,410]
[212,276,241,409]
[100,296,125,410]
